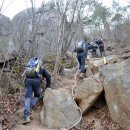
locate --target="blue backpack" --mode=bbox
[25,57,42,78]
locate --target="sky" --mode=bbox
[1,0,44,19]
[0,0,129,19]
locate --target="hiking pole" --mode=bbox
[22,69,26,77]
[103,56,107,65]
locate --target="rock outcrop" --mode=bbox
[12,7,60,56]
[0,15,12,58]
[101,58,130,130]
[0,14,10,35]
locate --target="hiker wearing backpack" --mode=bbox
[95,38,105,57]
[22,57,51,124]
[89,42,98,58]
[74,37,94,78]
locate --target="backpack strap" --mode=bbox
[82,41,87,51]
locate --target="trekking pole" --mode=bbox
[22,69,26,77]
[103,56,107,64]
[103,52,107,65]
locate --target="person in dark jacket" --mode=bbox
[22,67,51,124]
[89,42,98,58]
[95,39,105,57]
[74,38,93,78]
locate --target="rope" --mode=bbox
[61,55,107,130]
[61,75,82,130]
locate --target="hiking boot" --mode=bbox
[22,117,30,125]
[79,73,85,79]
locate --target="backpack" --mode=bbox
[96,39,103,46]
[25,57,42,78]
[93,42,98,49]
[76,42,85,52]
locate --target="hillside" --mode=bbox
[0,42,130,130]
[0,0,130,130]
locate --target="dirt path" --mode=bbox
[71,105,123,130]
[14,120,56,130]
[13,100,58,130]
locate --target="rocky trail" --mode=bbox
[1,43,130,130]
[11,55,125,130]
[1,1,130,129]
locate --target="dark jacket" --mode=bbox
[95,39,104,46]
[40,68,51,88]
[26,68,51,88]
[74,41,94,54]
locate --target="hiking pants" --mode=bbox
[92,47,97,57]
[99,44,105,57]
[24,78,41,118]
[77,52,87,73]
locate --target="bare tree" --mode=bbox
[53,0,101,79]
[0,0,5,13]
[53,0,68,79]
[53,0,84,79]
[0,0,15,14]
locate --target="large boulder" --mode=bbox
[63,67,78,77]
[41,88,81,129]
[12,7,61,55]
[101,58,130,130]
[0,15,12,55]
[0,14,10,35]
[74,76,103,114]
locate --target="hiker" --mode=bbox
[22,57,51,124]
[95,39,105,57]
[74,37,93,78]
[89,42,98,58]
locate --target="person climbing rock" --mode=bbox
[74,36,93,79]
[22,57,51,125]
[95,38,105,57]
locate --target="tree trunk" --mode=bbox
[53,18,65,80]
